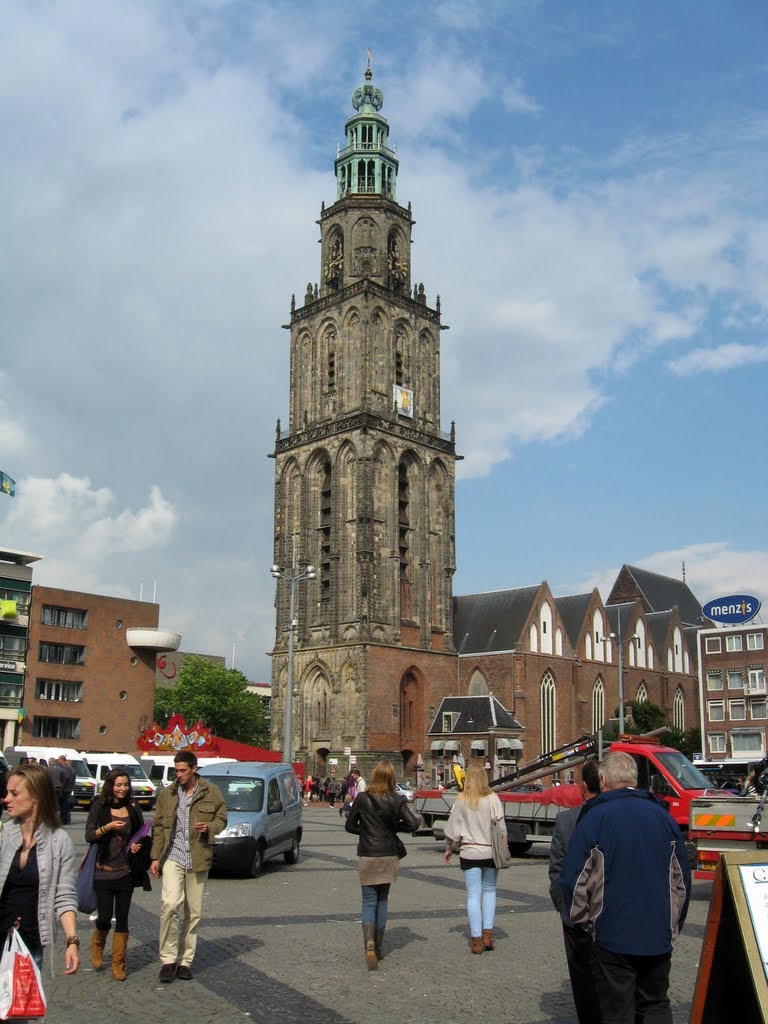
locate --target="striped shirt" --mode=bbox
[167,781,199,870]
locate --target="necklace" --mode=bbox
[21,834,34,851]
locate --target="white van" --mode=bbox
[140,755,236,790]
[81,752,157,809]
[4,746,97,809]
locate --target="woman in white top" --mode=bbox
[444,760,507,954]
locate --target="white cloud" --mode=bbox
[574,543,768,610]
[667,342,768,376]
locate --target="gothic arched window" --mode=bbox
[592,677,605,734]
[673,688,685,731]
[541,671,556,754]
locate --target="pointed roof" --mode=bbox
[334,57,399,201]
[607,565,704,627]
[554,593,593,648]
[428,695,523,735]
[453,586,541,654]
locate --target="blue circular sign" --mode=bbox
[703,595,761,625]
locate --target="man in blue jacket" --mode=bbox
[560,751,690,1024]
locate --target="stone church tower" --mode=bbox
[270,63,459,776]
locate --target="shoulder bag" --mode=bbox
[489,799,512,870]
[76,843,98,913]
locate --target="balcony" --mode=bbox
[126,628,181,653]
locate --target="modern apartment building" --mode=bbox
[0,548,42,748]
[697,623,768,760]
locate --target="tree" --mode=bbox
[153,656,269,746]
[621,701,700,759]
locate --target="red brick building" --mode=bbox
[24,586,174,752]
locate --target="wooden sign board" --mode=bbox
[690,850,768,1023]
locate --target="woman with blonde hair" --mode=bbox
[0,762,80,974]
[345,760,419,969]
[444,759,507,954]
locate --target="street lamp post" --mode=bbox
[601,607,639,734]
[271,535,315,764]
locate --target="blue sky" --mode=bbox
[1,0,766,680]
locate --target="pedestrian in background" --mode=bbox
[443,759,506,954]
[350,767,367,793]
[548,759,602,1023]
[561,751,690,1024]
[85,769,149,980]
[58,755,76,825]
[345,759,419,969]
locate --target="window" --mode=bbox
[540,671,556,754]
[0,588,30,614]
[706,671,723,691]
[748,633,765,651]
[32,717,80,740]
[635,683,648,704]
[0,681,23,707]
[726,635,743,652]
[327,352,335,389]
[592,678,605,734]
[38,642,85,665]
[748,668,766,694]
[708,733,726,754]
[729,699,746,721]
[41,606,87,629]
[35,679,83,702]
[705,636,721,654]
[673,688,684,731]
[442,712,457,732]
[732,731,764,755]
[727,669,744,690]
[708,701,725,722]
[751,699,767,720]
[0,635,25,658]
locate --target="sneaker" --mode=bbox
[176,965,193,981]
[159,963,176,983]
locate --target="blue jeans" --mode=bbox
[361,884,390,929]
[463,865,498,937]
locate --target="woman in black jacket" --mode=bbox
[345,760,419,969]
[84,769,149,980]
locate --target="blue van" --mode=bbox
[201,762,302,877]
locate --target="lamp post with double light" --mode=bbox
[270,535,315,764]
[601,610,640,735]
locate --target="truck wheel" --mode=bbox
[508,841,533,856]
[249,845,265,877]
[284,834,300,865]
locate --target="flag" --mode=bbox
[17,708,25,724]
[0,472,15,497]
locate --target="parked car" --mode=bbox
[201,762,303,878]
[81,752,157,809]
[395,781,415,802]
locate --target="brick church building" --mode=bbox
[270,65,703,779]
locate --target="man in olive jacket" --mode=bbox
[150,751,227,982]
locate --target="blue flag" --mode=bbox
[0,472,15,497]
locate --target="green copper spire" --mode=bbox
[334,54,398,200]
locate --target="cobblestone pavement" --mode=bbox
[40,805,710,1024]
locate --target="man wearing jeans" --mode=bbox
[150,751,227,982]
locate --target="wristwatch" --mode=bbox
[66,935,81,947]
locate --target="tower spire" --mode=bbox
[334,62,398,200]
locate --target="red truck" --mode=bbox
[414,733,711,853]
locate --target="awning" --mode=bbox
[443,740,460,753]
[470,740,487,753]
[497,738,523,751]
[430,740,444,752]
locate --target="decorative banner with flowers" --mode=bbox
[136,713,216,753]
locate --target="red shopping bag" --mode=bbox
[0,928,47,1020]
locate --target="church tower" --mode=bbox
[270,62,459,776]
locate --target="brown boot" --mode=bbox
[470,935,483,955]
[375,928,385,961]
[91,928,109,971]
[482,929,495,951]
[362,923,377,970]
[111,931,128,981]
